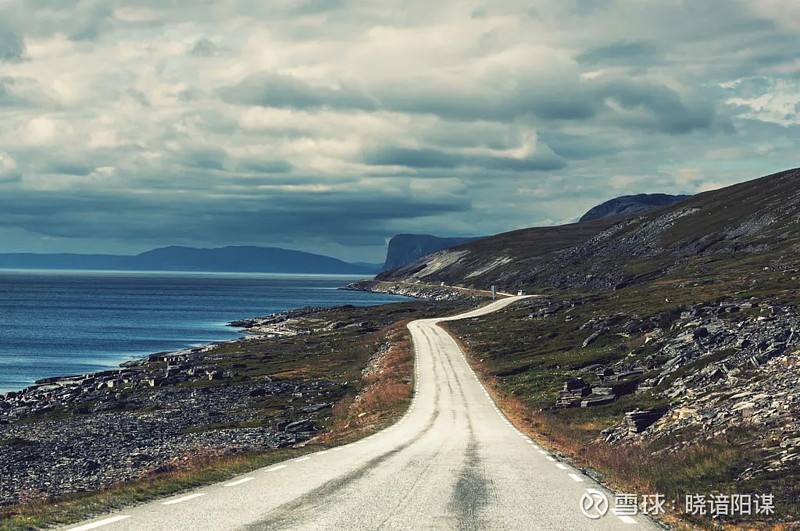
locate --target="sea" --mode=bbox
[0,270,409,394]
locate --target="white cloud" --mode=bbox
[0,152,20,182]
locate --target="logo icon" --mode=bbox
[580,489,609,519]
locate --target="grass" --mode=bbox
[445,277,800,529]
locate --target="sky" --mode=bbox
[0,0,798,262]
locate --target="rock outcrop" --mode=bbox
[382,234,480,271]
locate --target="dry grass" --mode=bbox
[319,321,414,443]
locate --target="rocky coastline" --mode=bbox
[0,303,416,507]
[343,279,487,301]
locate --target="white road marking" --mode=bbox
[317,450,329,455]
[162,493,205,505]
[568,474,584,483]
[546,456,556,462]
[295,457,311,463]
[556,464,569,470]
[267,465,287,472]
[225,477,254,487]
[332,448,343,452]
[538,450,548,455]
[67,515,132,530]
[618,515,637,524]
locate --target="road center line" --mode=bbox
[225,477,254,487]
[556,464,569,470]
[67,515,132,530]
[295,457,311,463]
[618,515,638,524]
[267,465,287,472]
[568,474,584,483]
[162,493,205,505]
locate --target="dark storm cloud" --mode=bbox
[190,37,217,57]
[222,71,599,123]
[68,3,115,41]
[540,133,619,161]
[363,146,565,172]
[220,72,376,111]
[577,40,661,67]
[180,148,227,171]
[596,81,724,135]
[237,160,294,174]
[290,0,344,16]
[0,23,25,62]
[44,160,95,176]
[0,187,471,248]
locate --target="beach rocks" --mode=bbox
[0,338,346,509]
[343,279,484,301]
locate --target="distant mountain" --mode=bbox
[383,234,482,271]
[579,193,691,222]
[0,246,377,275]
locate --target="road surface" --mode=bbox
[65,296,659,530]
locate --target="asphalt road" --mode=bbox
[65,296,660,530]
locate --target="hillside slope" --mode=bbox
[379,168,800,291]
[579,193,691,222]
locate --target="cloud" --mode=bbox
[0,22,26,62]
[363,145,565,172]
[0,152,21,183]
[190,37,217,57]
[595,80,725,134]
[577,40,661,67]
[221,72,376,111]
[0,0,797,260]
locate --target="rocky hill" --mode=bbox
[579,193,691,222]
[382,234,481,271]
[377,168,800,291]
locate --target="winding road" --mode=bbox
[66,296,659,530]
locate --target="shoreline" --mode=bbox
[0,276,412,397]
[0,287,471,510]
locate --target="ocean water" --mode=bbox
[0,270,409,393]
